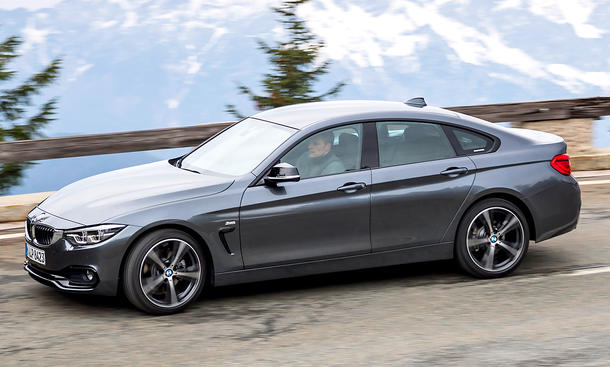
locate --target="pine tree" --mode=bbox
[0,35,61,194]
[226,0,344,118]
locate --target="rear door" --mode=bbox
[371,121,475,251]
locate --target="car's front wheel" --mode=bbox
[455,198,529,278]
[123,229,206,314]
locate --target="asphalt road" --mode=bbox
[1,184,610,366]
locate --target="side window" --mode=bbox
[376,121,455,167]
[450,127,493,153]
[280,124,363,179]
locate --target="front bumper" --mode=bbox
[25,262,97,292]
[24,220,140,296]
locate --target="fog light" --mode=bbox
[66,267,98,287]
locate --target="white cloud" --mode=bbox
[494,0,604,38]
[108,0,134,9]
[185,56,201,74]
[299,1,427,68]
[394,1,550,77]
[75,63,93,73]
[91,20,118,29]
[152,0,279,26]
[166,99,180,109]
[494,0,522,10]
[0,0,62,11]
[481,31,546,78]
[164,25,228,78]
[122,11,138,28]
[528,0,604,38]
[68,63,93,82]
[488,71,533,88]
[5,0,610,97]
[20,24,52,52]
[546,64,610,93]
[164,87,191,111]
[301,0,610,93]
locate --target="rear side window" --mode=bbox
[376,121,456,167]
[450,128,493,153]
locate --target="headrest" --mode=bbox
[338,133,359,146]
[402,124,438,141]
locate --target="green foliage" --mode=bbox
[0,35,61,194]
[226,0,345,118]
[0,161,33,193]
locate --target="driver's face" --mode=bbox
[308,137,331,158]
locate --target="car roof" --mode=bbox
[251,100,460,129]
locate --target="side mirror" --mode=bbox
[264,162,300,186]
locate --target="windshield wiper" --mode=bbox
[176,155,185,168]
[180,166,200,174]
[171,155,200,174]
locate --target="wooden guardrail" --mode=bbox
[0,97,609,163]
[0,122,231,163]
[448,97,610,123]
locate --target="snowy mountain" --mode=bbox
[1,0,610,194]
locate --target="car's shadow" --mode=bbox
[53,246,563,316]
[206,240,577,301]
[206,259,462,301]
[53,259,461,315]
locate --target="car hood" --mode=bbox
[38,160,234,226]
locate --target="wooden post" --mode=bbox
[512,118,594,155]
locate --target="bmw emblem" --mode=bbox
[165,269,173,277]
[490,235,498,243]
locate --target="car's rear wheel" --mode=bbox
[455,198,529,278]
[123,229,206,314]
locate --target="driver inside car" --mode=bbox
[295,131,345,179]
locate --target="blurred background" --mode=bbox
[3,2,610,365]
[1,0,610,195]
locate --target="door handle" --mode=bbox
[440,167,469,176]
[337,182,367,192]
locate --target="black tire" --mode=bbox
[455,198,529,278]
[123,229,207,315]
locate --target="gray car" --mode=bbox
[24,98,581,314]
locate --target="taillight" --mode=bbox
[551,154,571,175]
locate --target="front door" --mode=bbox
[240,123,372,267]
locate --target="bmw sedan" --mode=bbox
[24,98,581,314]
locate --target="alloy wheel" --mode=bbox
[138,239,202,308]
[466,207,525,273]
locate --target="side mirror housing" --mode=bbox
[264,163,300,186]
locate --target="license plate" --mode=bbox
[26,243,46,265]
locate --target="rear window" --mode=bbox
[450,128,493,153]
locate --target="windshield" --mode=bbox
[180,118,296,176]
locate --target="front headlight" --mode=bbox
[64,224,125,246]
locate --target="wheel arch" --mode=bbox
[456,191,536,244]
[118,221,216,294]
